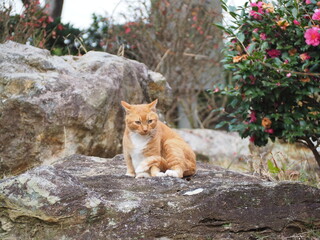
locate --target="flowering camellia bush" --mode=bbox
[216,0,320,166]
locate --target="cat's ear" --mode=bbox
[148,99,158,112]
[121,101,132,112]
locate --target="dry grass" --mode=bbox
[213,141,320,188]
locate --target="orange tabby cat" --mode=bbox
[121,99,196,178]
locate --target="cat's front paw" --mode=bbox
[155,172,166,177]
[125,172,136,177]
[135,172,151,178]
[164,170,181,178]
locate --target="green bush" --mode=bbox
[216,0,320,166]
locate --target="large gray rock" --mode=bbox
[0,154,319,239]
[176,129,250,162]
[0,41,171,176]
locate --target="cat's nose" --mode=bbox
[143,129,148,133]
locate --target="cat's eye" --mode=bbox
[148,119,153,124]
[135,121,141,125]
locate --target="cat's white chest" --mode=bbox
[129,132,150,170]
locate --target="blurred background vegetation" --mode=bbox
[0,0,229,129]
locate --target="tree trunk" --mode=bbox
[21,0,64,19]
[305,138,320,168]
[45,0,64,19]
[312,148,320,168]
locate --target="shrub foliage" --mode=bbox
[216,0,320,166]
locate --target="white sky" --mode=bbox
[8,0,246,29]
[8,0,148,29]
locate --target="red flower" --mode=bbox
[125,27,131,34]
[293,20,300,25]
[57,24,64,31]
[300,53,311,61]
[249,75,256,84]
[267,49,281,58]
[47,16,54,23]
[39,16,46,23]
[265,129,274,134]
[249,111,257,123]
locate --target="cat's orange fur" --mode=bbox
[121,99,196,178]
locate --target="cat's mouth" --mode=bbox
[139,132,149,136]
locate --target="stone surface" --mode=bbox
[0,41,171,176]
[0,154,319,239]
[176,129,250,162]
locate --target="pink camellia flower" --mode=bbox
[57,24,64,31]
[249,111,257,123]
[125,27,131,34]
[265,129,274,134]
[286,73,292,77]
[312,9,320,21]
[304,27,320,46]
[47,16,54,23]
[250,2,264,20]
[306,0,311,4]
[267,49,281,58]
[300,52,311,61]
[260,33,267,40]
[293,20,301,25]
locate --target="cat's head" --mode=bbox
[121,99,159,136]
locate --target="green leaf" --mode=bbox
[230,98,239,108]
[237,32,245,43]
[292,8,298,18]
[220,0,228,12]
[215,121,228,129]
[228,5,237,13]
[213,22,226,31]
[211,107,225,113]
[267,160,281,174]
[260,41,269,51]
[247,42,257,54]
[310,63,319,72]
